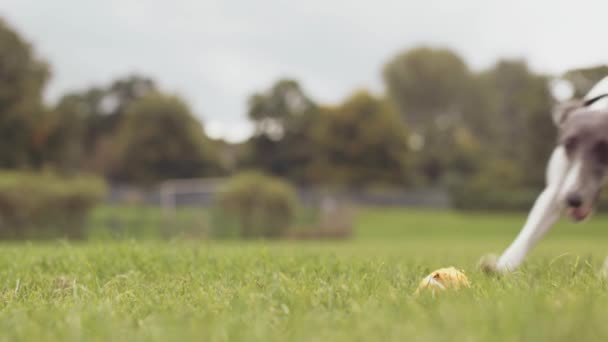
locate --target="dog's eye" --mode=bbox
[594,141,608,164]
[564,137,578,153]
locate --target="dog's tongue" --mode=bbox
[568,207,591,221]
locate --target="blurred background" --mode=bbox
[0,1,606,240]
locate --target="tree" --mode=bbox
[246,79,319,182]
[36,99,87,173]
[53,75,157,175]
[113,93,219,184]
[97,75,157,137]
[383,47,471,130]
[308,91,411,187]
[477,60,554,188]
[248,79,317,139]
[382,47,475,185]
[0,18,50,168]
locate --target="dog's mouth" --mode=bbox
[567,206,593,222]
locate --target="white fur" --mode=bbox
[496,76,608,272]
[559,159,583,202]
[585,77,608,109]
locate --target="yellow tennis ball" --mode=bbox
[415,267,470,295]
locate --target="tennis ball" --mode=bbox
[415,267,470,295]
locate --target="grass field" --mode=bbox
[1,208,608,341]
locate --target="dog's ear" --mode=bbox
[553,99,584,126]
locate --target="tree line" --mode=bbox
[1,18,607,195]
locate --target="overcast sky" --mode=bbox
[1,0,606,141]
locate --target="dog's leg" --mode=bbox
[495,187,561,272]
[494,149,568,272]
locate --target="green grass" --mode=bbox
[2,207,608,341]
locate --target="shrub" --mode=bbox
[447,158,537,211]
[450,185,539,211]
[0,171,106,239]
[451,180,608,212]
[212,172,297,238]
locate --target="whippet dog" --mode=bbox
[485,76,608,273]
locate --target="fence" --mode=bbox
[106,179,452,209]
[90,179,451,239]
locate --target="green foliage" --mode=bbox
[450,186,538,211]
[246,79,319,182]
[448,157,538,211]
[0,18,50,168]
[309,91,411,186]
[473,60,554,188]
[0,171,106,239]
[383,46,471,128]
[114,93,219,184]
[248,79,317,138]
[383,47,478,185]
[382,54,556,189]
[3,15,608,211]
[213,172,297,238]
[53,76,158,176]
[38,100,87,173]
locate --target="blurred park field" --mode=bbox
[3,6,608,341]
[89,204,608,241]
[1,207,608,341]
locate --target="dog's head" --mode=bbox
[554,95,608,221]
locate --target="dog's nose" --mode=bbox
[566,194,583,208]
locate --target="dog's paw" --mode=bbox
[477,254,500,275]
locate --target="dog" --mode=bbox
[483,76,608,273]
